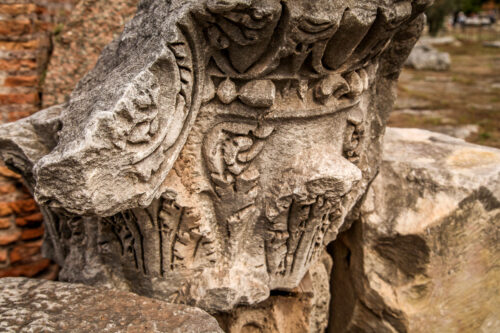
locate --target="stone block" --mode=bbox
[0,277,223,332]
[329,128,500,333]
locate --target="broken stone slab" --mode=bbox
[0,0,432,312]
[329,128,500,333]
[0,277,223,333]
[483,41,500,49]
[405,43,451,71]
[419,36,461,47]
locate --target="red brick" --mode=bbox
[0,183,17,195]
[37,263,59,281]
[0,93,39,105]
[0,59,37,72]
[0,202,12,217]
[15,212,43,227]
[0,258,50,278]
[4,75,38,87]
[0,249,7,262]
[34,21,54,32]
[7,110,34,122]
[21,226,44,241]
[0,4,38,17]
[9,240,42,263]
[0,20,33,37]
[35,6,48,16]
[0,166,21,179]
[0,40,39,51]
[0,229,21,245]
[9,199,37,215]
[0,218,11,230]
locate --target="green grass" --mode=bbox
[390,38,500,148]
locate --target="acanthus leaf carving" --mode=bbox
[0,0,433,313]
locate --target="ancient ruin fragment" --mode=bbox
[0,0,432,313]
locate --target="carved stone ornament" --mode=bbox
[0,0,432,312]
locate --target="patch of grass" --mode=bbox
[53,23,64,36]
[452,75,475,85]
[412,73,427,81]
[393,36,500,149]
[426,117,444,126]
[479,132,492,140]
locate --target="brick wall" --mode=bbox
[0,1,77,121]
[42,0,139,108]
[0,0,77,279]
[0,0,138,279]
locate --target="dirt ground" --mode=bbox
[390,35,500,148]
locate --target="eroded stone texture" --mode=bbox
[216,251,332,333]
[0,277,222,333]
[0,0,432,312]
[329,128,500,333]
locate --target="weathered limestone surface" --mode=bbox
[329,128,500,332]
[0,277,222,333]
[216,251,332,333]
[0,0,432,312]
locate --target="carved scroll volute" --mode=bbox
[28,17,206,216]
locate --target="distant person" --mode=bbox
[457,11,466,29]
[488,10,496,24]
[453,11,460,27]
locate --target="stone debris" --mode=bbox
[419,36,462,47]
[329,128,500,333]
[405,43,451,71]
[432,124,480,140]
[484,41,500,49]
[0,277,223,333]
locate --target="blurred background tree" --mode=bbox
[427,0,457,36]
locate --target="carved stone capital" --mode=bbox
[0,0,431,312]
